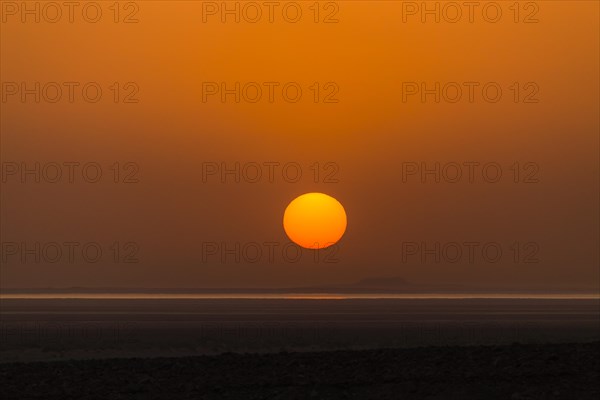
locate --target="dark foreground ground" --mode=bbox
[1,341,598,400]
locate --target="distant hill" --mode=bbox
[348,277,410,289]
[2,277,598,295]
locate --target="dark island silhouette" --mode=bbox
[3,276,598,296]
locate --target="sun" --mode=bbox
[283,193,347,249]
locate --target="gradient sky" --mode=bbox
[1,1,598,290]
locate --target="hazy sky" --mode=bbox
[1,1,598,290]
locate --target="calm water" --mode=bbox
[1,296,598,362]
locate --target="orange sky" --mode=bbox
[1,1,598,290]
